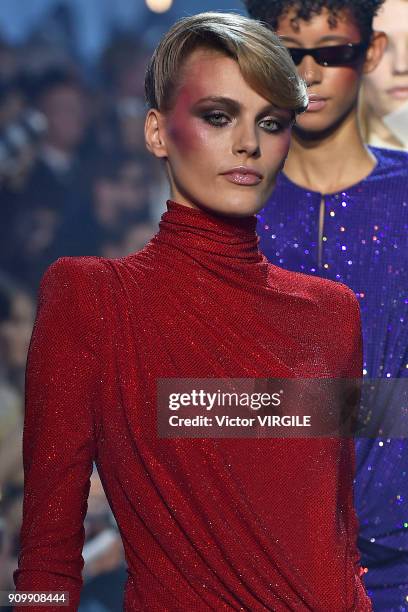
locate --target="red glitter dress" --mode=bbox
[14,200,372,611]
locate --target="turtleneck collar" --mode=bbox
[153,199,263,264]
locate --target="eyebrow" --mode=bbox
[192,96,289,118]
[280,35,352,45]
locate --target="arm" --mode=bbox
[13,257,101,611]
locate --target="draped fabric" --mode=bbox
[14,200,371,611]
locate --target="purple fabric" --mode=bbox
[256,147,408,611]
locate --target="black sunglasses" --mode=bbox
[287,42,369,67]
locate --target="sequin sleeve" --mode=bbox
[13,257,101,612]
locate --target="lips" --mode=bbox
[387,87,408,100]
[221,166,263,186]
[306,94,328,112]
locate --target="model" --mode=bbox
[245,0,408,609]
[362,0,408,151]
[13,11,372,612]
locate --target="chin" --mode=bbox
[196,201,254,219]
[296,113,332,131]
[218,195,266,218]
[294,114,345,141]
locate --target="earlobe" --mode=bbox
[363,31,388,75]
[144,109,168,158]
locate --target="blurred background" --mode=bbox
[0,1,406,610]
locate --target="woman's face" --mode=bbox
[364,0,408,116]
[276,8,367,136]
[145,48,294,217]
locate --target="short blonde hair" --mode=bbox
[144,11,308,116]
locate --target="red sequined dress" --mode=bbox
[14,200,372,611]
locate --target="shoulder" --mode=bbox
[268,265,362,376]
[270,264,361,335]
[37,256,110,326]
[370,144,408,164]
[270,263,357,302]
[35,256,115,354]
[38,253,147,315]
[41,254,105,281]
[369,145,408,178]
[39,255,116,299]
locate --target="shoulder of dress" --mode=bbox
[370,146,408,176]
[36,256,114,319]
[37,256,112,348]
[40,255,113,290]
[44,254,106,274]
[269,264,358,311]
[371,144,408,161]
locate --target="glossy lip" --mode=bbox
[306,94,329,112]
[221,166,263,179]
[386,87,408,99]
[308,94,328,102]
[221,166,263,186]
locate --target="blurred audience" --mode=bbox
[55,151,157,257]
[0,20,167,610]
[0,274,34,395]
[98,36,151,155]
[361,0,408,150]
[17,68,92,215]
[29,68,90,190]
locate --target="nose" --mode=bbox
[392,37,408,75]
[298,55,323,88]
[232,121,261,158]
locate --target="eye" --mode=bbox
[202,111,230,127]
[259,118,284,133]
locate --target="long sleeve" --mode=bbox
[13,257,101,612]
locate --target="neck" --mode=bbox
[284,108,377,194]
[151,199,264,266]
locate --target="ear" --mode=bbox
[363,30,388,74]
[144,108,168,159]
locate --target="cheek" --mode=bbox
[266,130,291,158]
[328,68,360,98]
[167,112,212,156]
[264,132,291,165]
[279,131,291,152]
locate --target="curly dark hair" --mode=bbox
[243,0,385,41]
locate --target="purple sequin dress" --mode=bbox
[256,147,408,612]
